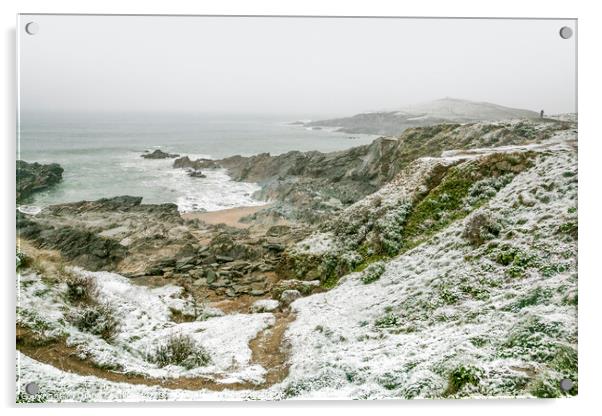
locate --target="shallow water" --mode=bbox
[18,112,377,212]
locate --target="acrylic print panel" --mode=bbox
[16,15,577,402]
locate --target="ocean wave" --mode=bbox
[119,152,263,212]
[173,169,264,213]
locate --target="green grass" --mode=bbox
[360,261,386,284]
[148,333,211,370]
[492,244,539,278]
[443,365,482,396]
[292,152,536,292]
[557,220,577,239]
[505,287,552,312]
[375,312,401,329]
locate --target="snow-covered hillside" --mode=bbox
[16,121,577,402]
[283,147,577,399]
[399,97,540,122]
[305,98,541,135]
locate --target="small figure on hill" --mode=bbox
[540,110,544,119]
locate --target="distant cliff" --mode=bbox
[304,98,540,135]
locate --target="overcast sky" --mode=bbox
[18,15,576,116]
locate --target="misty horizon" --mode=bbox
[19,16,576,115]
[18,95,576,121]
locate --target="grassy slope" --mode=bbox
[16,121,577,401]
[284,148,577,399]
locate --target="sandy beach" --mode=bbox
[181,204,272,228]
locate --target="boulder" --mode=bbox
[280,289,302,305]
[188,170,207,178]
[250,299,280,313]
[273,279,320,298]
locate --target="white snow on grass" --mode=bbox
[293,232,336,255]
[16,352,276,402]
[17,136,577,401]
[18,269,274,384]
[281,149,577,399]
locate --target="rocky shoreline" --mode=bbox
[16,118,575,305]
[16,117,578,400]
[167,118,573,224]
[16,160,64,203]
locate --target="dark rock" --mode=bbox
[156,258,177,268]
[46,196,148,214]
[16,160,63,203]
[206,270,217,284]
[173,156,219,170]
[17,213,126,271]
[175,256,195,268]
[263,243,285,252]
[141,149,179,159]
[188,170,207,178]
[178,264,195,272]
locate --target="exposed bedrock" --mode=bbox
[141,149,180,159]
[16,160,64,203]
[175,119,573,224]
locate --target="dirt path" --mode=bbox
[17,311,295,392]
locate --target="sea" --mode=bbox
[18,112,377,213]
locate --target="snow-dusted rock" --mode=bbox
[280,290,302,305]
[250,299,280,313]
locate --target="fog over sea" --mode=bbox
[18,112,377,212]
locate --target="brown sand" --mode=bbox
[181,204,272,228]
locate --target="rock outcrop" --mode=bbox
[141,149,180,159]
[16,195,314,299]
[173,156,219,170]
[182,119,572,224]
[16,160,64,203]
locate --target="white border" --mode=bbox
[2,1,600,415]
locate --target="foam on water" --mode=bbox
[118,152,264,212]
[18,113,378,212]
